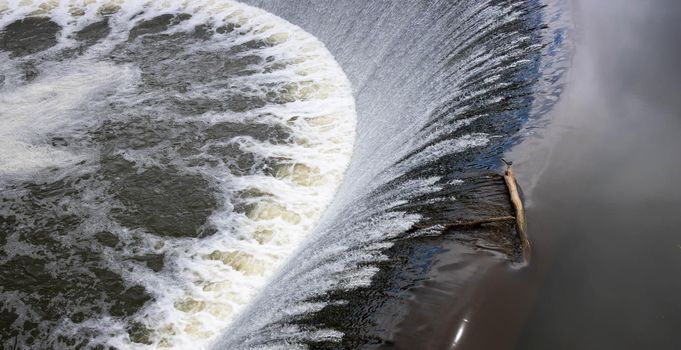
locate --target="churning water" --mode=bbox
[0,1,355,348]
[0,0,568,349]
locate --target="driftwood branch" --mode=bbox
[503,160,531,263]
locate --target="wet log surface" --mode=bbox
[504,163,530,263]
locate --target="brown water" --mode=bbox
[509,0,681,349]
[373,1,681,349]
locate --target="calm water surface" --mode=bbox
[511,0,681,348]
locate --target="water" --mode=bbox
[0,1,355,348]
[510,0,681,348]
[214,0,567,348]
[401,1,681,348]
[0,0,569,349]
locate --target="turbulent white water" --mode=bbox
[0,1,355,349]
[0,62,137,176]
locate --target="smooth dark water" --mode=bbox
[510,0,681,349]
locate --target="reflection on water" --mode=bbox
[513,0,681,349]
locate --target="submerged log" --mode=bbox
[502,159,530,263]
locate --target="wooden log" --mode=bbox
[502,159,530,263]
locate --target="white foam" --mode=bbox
[0,62,138,178]
[1,1,356,349]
